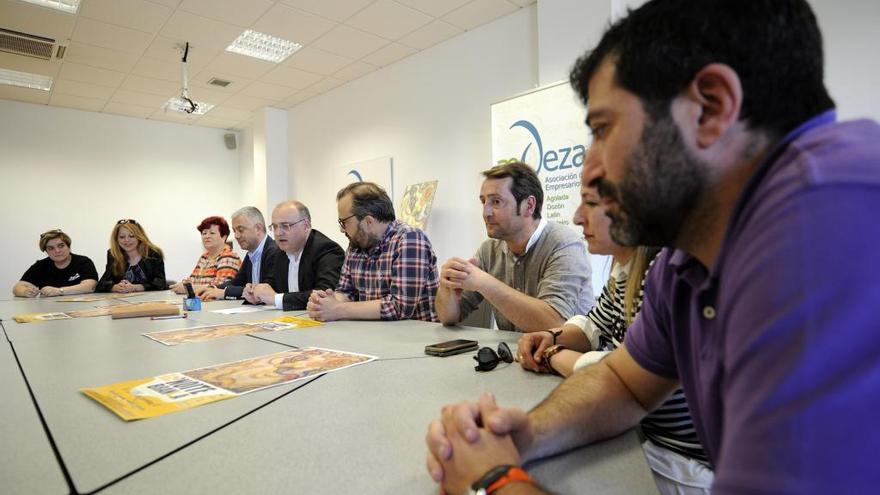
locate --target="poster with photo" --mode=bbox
[81,348,376,421]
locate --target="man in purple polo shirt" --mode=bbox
[424,1,880,494]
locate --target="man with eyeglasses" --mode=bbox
[435,161,593,333]
[198,206,279,302]
[246,201,344,310]
[307,182,439,322]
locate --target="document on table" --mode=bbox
[142,316,321,346]
[211,305,275,314]
[81,347,377,421]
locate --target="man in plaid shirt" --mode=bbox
[307,182,439,322]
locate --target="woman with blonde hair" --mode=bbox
[517,185,711,495]
[96,219,166,293]
[13,229,98,297]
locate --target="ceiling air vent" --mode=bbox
[208,77,232,88]
[0,28,56,61]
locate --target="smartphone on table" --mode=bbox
[425,339,479,357]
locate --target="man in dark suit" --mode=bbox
[249,201,344,311]
[198,206,278,301]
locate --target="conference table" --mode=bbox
[1,291,657,494]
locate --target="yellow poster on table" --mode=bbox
[82,347,376,421]
[13,312,73,323]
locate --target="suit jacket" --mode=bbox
[96,249,166,292]
[222,236,278,299]
[267,229,345,310]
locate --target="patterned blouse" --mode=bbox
[189,245,241,287]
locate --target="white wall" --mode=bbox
[811,0,880,121]
[286,6,540,264]
[0,100,242,291]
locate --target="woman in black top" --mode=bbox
[96,219,166,293]
[13,229,99,297]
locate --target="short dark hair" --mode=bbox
[481,161,543,219]
[196,216,230,238]
[569,0,834,137]
[39,229,71,251]
[336,182,396,222]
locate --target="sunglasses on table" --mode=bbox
[473,342,514,372]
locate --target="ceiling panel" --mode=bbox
[63,42,139,73]
[143,36,218,67]
[282,47,352,76]
[159,10,243,53]
[240,81,298,101]
[251,4,337,45]
[0,85,50,104]
[302,77,345,94]
[362,42,417,67]
[207,105,252,121]
[120,74,181,97]
[49,92,107,112]
[202,52,275,79]
[130,56,182,82]
[397,20,463,50]
[312,24,389,60]
[443,0,519,31]
[332,60,377,81]
[79,0,173,34]
[279,0,375,22]
[53,79,117,99]
[178,0,274,28]
[110,88,168,108]
[345,0,433,40]
[0,0,77,40]
[71,17,154,54]
[57,62,126,88]
[0,52,60,77]
[260,65,323,89]
[395,0,472,18]
[189,69,253,93]
[103,101,160,118]
[222,93,280,110]
[0,0,533,126]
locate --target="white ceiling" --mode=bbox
[0,0,535,129]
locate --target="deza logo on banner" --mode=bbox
[498,120,586,175]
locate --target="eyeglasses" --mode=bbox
[40,229,63,238]
[117,219,138,225]
[337,214,357,229]
[269,218,306,232]
[473,342,513,372]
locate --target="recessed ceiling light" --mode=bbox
[18,0,80,14]
[0,67,53,91]
[163,97,214,115]
[225,30,301,63]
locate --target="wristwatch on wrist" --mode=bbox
[542,344,567,376]
[469,465,534,495]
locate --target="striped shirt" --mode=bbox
[337,220,439,322]
[577,256,709,464]
[189,245,242,287]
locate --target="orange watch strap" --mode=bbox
[485,466,534,494]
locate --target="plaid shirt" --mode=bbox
[337,220,438,321]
